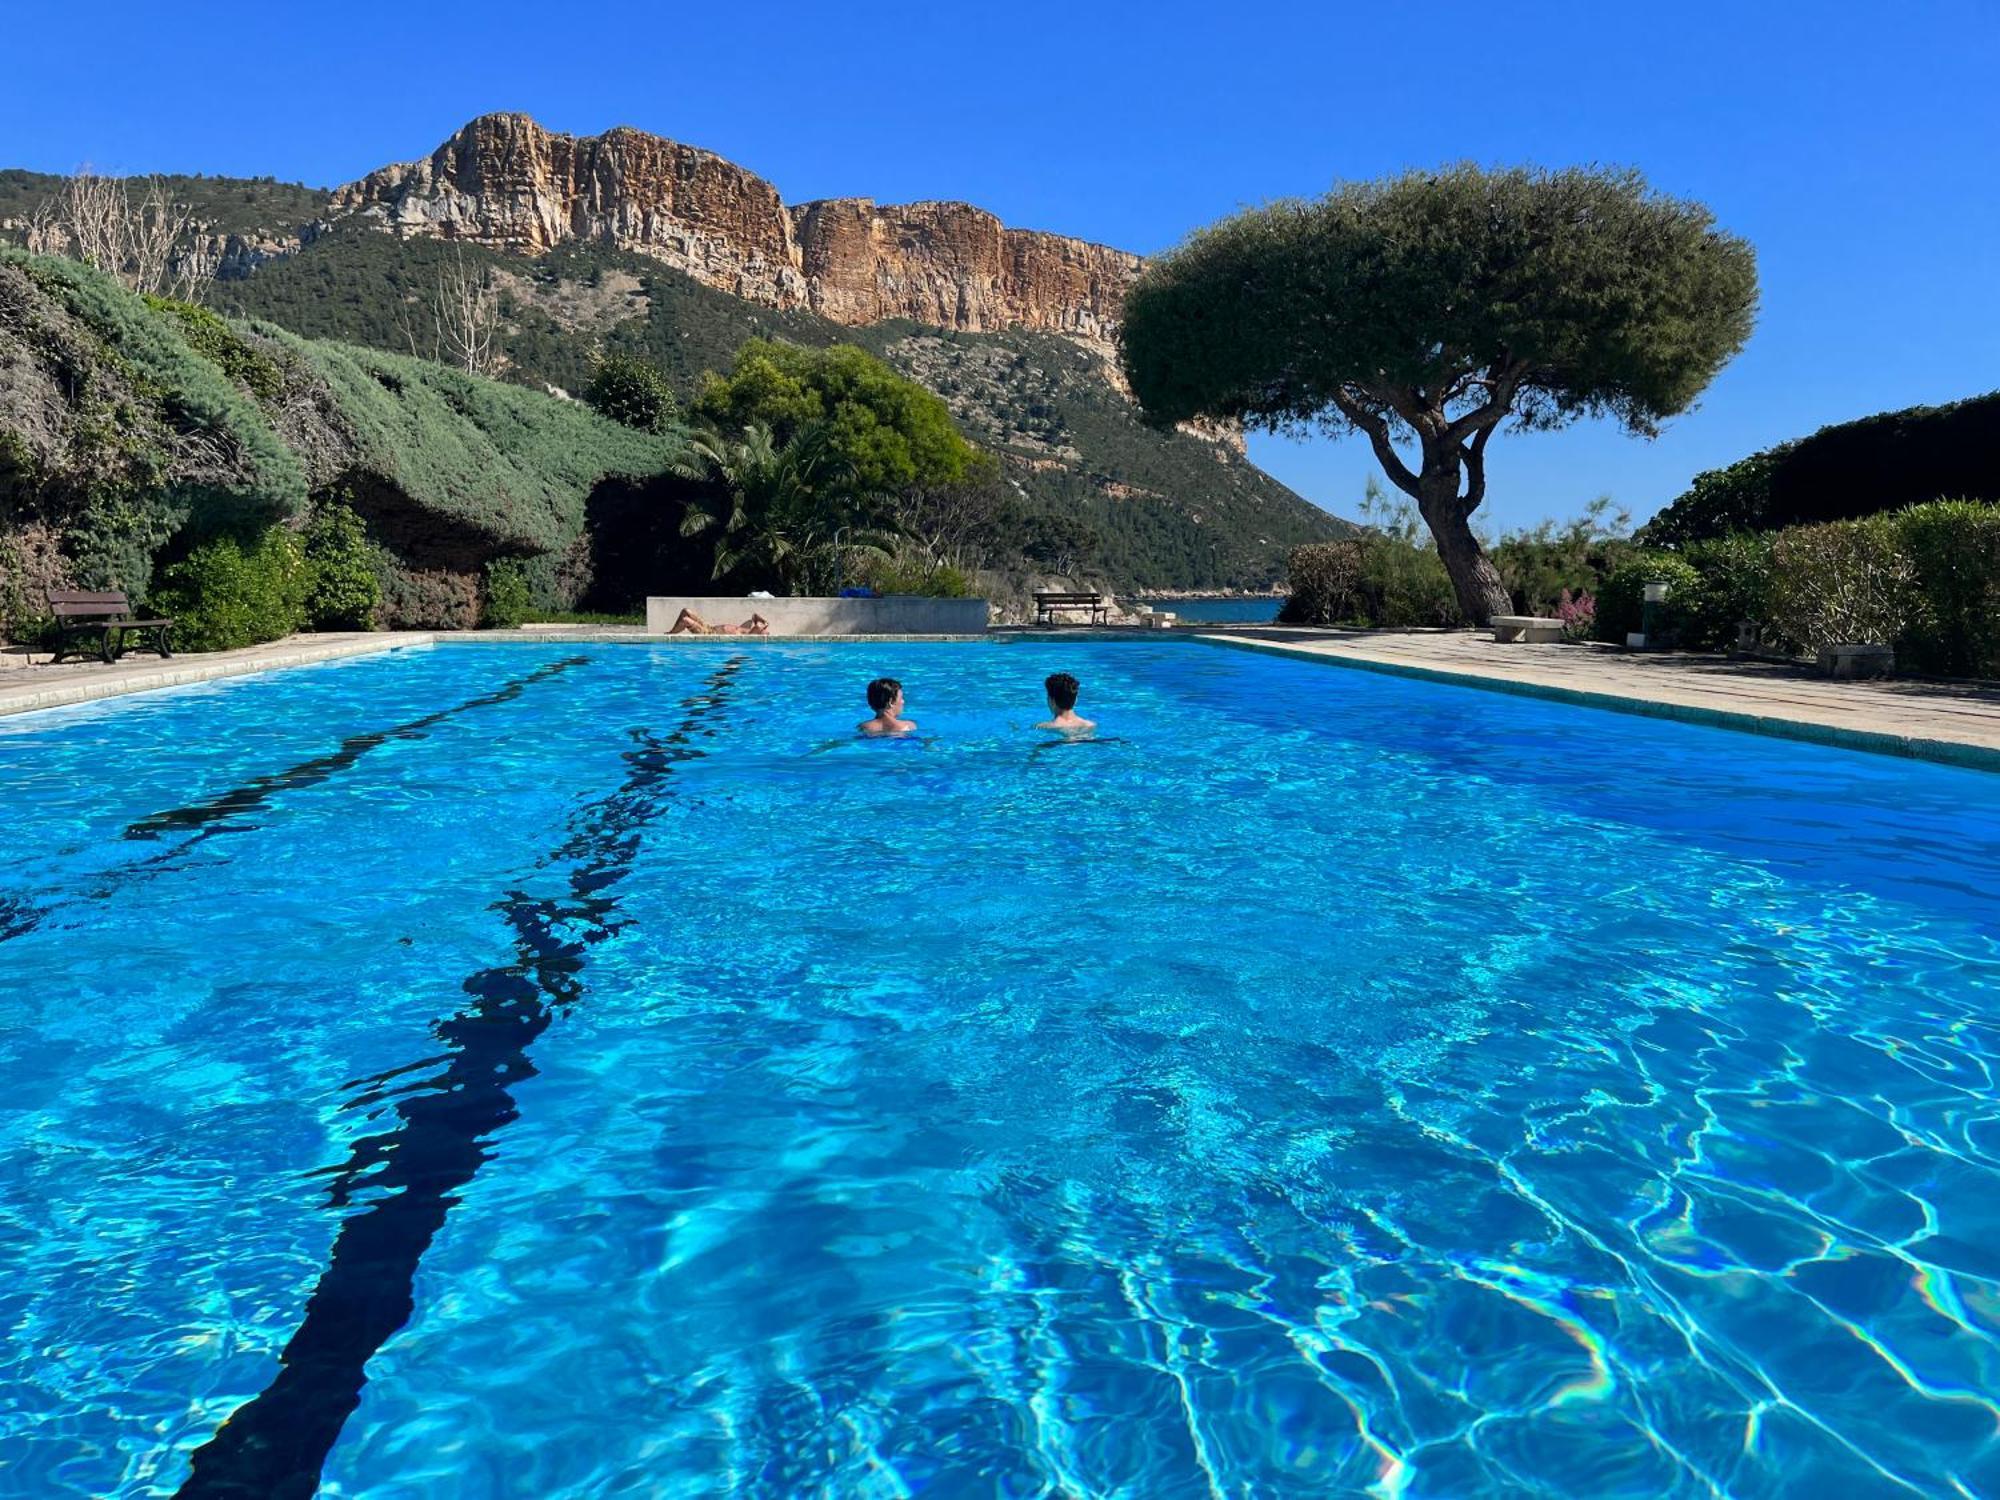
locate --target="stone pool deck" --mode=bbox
[4,624,1999,771]
[1198,627,2000,769]
[0,633,434,717]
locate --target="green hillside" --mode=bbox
[0,169,330,241]
[0,248,680,635]
[208,229,1350,588]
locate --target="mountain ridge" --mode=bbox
[330,113,1143,350]
[2,116,1353,590]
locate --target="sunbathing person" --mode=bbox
[858,677,916,736]
[670,608,769,636]
[1037,672,1096,733]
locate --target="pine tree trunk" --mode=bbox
[1418,467,1512,626]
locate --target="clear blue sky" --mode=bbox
[5,0,1995,530]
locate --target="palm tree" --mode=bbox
[672,421,897,594]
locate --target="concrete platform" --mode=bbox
[0,633,432,718]
[644,596,989,635]
[1197,628,2000,770]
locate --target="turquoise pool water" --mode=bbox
[2,640,1997,1498]
[1135,597,1284,623]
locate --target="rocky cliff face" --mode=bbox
[331,113,1141,349]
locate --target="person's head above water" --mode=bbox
[866,677,902,713]
[1045,673,1080,713]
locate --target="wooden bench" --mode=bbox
[46,589,175,664]
[1034,591,1108,627]
[1490,614,1564,644]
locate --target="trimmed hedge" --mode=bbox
[1646,390,2000,545]
[1895,499,2000,678]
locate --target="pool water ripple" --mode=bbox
[1,641,1997,1497]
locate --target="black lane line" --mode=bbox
[173,656,745,1500]
[125,655,590,839]
[0,656,588,946]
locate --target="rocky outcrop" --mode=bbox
[331,113,1140,348]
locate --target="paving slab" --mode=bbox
[1196,628,2000,770]
[0,633,434,718]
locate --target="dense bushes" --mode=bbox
[1677,532,1775,649]
[1278,540,1365,624]
[1593,554,1703,643]
[1767,518,1915,655]
[854,551,974,598]
[1,251,308,598]
[266,330,679,559]
[481,558,533,627]
[1277,535,1459,627]
[1645,390,2000,545]
[1661,502,1999,673]
[1895,500,2000,677]
[300,502,379,630]
[141,295,286,403]
[149,527,308,651]
[584,354,678,433]
[1489,500,1637,617]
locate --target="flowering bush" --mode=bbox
[1555,588,1595,641]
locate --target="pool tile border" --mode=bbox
[1191,632,2000,773]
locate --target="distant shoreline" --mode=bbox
[1132,590,1287,602]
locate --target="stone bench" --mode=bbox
[1817,643,1894,679]
[1491,615,1564,644]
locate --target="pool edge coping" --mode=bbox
[1190,632,2000,773]
[0,633,438,719]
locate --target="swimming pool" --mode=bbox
[3,639,1997,1498]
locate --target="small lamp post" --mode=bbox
[1629,579,1670,650]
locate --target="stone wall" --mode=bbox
[644,596,989,636]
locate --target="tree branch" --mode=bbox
[1461,419,1498,512]
[1442,360,1530,446]
[1331,388,1420,496]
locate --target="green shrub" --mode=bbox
[1678,532,1776,650]
[1894,499,2000,677]
[1488,498,1635,615]
[300,502,380,630]
[1279,540,1365,624]
[856,551,974,598]
[482,557,533,628]
[1767,517,1914,654]
[373,559,480,630]
[584,354,679,433]
[142,295,286,404]
[1594,554,1703,643]
[149,526,308,651]
[1361,536,1462,627]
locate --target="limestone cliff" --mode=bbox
[331,113,1140,349]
